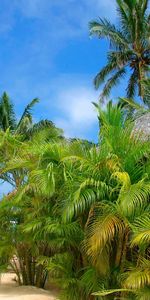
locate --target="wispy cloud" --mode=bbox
[0,0,117,79]
[20,0,117,35]
[49,74,100,140]
[17,0,117,20]
[0,0,117,36]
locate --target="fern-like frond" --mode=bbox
[30,162,55,197]
[131,214,150,246]
[123,269,150,289]
[116,179,150,218]
[62,179,110,221]
[86,212,124,261]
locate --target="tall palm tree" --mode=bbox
[90,0,150,103]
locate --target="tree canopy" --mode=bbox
[90,0,150,104]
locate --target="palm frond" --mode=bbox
[28,119,63,139]
[0,92,16,131]
[63,179,109,221]
[90,0,149,103]
[123,269,150,289]
[86,211,124,260]
[118,97,144,111]
[126,68,138,98]
[16,98,39,132]
[112,171,131,191]
[117,0,131,35]
[141,79,150,108]
[131,214,150,246]
[136,287,150,300]
[89,19,128,49]
[80,266,105,298]
[94,62,118,89]
[100,68,126,101]
[93,288,133,297]
[115,176,150,218]
[30,162,55,197]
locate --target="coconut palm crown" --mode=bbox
[90,0,150,103]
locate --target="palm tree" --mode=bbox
[0,92,38,133]
[0,102,149,298]
[90,0,150,102]
[58,104,150,299]
[0,131,65,287]
[86,171,150,299]
[0,92,16,131]
[0,92,63,139]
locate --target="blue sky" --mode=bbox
[0,0,114,197]
[0,0,120,146]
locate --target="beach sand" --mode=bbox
[0,273,58,300]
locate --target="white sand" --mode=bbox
[0,273,58,300]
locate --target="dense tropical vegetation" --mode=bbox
[0,1,149,300]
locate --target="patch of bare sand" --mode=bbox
[0,273,59,300]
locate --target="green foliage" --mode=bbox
[0,99,149,300]
[90,0,150,103]
[0,92,63,140]
[0,92,16,131]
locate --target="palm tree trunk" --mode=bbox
[138,61,145,99]
[10,257,22,285]
[120,228,129,272]
[115,234,124,267]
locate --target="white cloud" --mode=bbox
[52,78,100,139]
[0,70,100,140]
[56,87,96,123]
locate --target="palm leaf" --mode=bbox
[89,19,128,49]
[30,162,55,197]
[63,179,109,221]
[16,98,39,132]
[0,92,16,131]
[131,214,150,246]
[100,68,126,101]
[123,269,150,289]
[126,68,138,98]
[86,211,124,260]
[93,288,134,296]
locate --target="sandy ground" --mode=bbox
[0,273,59,300]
